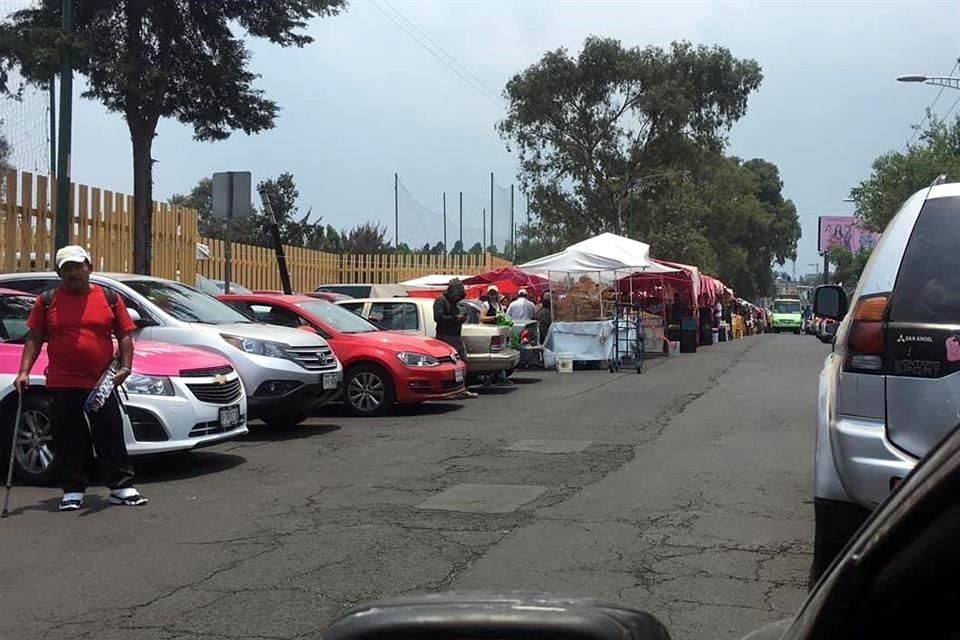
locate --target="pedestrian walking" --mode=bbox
[433,279,478,399]
[15,245,147,511]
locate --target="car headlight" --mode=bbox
[221,335,289,359]
[123,373,174,396]
[397,351,440,367]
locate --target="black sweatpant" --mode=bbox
[49,389,134,493]
[437,334,468,366]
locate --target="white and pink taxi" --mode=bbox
[0,289,248,484]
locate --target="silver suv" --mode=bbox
[811,181,960,582]
[0,273,343,426]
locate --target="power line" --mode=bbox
[943,91,960,121]
[368,0,503,108]
[380,0,502,101]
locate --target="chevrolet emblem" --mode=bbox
[213,374,227,385]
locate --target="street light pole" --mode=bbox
[54,0,74,251]
[897,74,960,91]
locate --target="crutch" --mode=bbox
[1,392,24,518]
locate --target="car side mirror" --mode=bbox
[814,285,848,320]
[126,308,154,327]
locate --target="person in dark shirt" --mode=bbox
[15,245,146,511]
[535,292,553,345]
[433,279,477,399]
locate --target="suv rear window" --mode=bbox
[889,196,960,323]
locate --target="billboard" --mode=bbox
[818,216,879,254]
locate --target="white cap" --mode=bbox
[56,245,91,269]
[518,288,528,297]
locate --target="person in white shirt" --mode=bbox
[506,288,536,322]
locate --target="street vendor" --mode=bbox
[480,285,502,324]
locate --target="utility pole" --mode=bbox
[489,172,494,251]
[259,187,292,295]
[510,184,515,261]
[442,192,447,252]
[394,173,399,249]
[54,0,73,251]
[482,207,486,251]
[458,191,463,249]
[48,79,56,178]
[823,253,830,285]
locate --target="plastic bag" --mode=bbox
[84,360,119,412]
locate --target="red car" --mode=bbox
[219,293,466,416]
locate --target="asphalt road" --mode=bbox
[0,334,828,640]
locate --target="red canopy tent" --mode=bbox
[699,274,730,307]
[461,267,550,299]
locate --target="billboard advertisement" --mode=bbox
[818,216,879,254]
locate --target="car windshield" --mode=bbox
[0,294,35,341]
[774,300,802,314]
[127,280,252,324]
[297,300,379,334]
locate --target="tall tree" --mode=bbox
[851,115,960,232]
[0,0,345,274]
[828,246,872,290]
[341,222,390,254]
[498,37,762,244]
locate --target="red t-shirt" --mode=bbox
[27,285,137,389]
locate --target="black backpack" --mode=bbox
[40,286,119,314]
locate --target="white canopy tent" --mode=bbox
[399,274,470,288]
[519,232,678,276]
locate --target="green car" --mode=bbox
[771,298,803,333]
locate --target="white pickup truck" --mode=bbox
[336,297,520,382]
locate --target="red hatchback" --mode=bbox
[219,294,466,416]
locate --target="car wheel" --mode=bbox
[260,413,308,427]
[794,328,801,335]
[810,498,871,589]
[345,364,395,417]
[4,392,59,486]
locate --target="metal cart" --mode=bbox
[609,303,644,373]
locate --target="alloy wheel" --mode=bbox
[347,372,385,412]
[15,408,54,476]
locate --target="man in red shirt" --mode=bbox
[14,245,146,511]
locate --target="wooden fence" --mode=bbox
[0,169,196,280]
[0,169,511,287]
[197,237,510,292]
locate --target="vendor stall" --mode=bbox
[520,233,679,368]
[461,266,550,299]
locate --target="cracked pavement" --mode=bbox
[0,334,827,640]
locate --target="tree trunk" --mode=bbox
[131,126,154,275]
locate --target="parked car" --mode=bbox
[770,298,802,333]
[817,317,838,343]
[336,297,519,383]
[0,289,248,485]
[315,283,409,298]
[320,418,960,639]
[195,274,253,295]
[220,293,467,416]
[0,273,343,426]
[810,180,960,584]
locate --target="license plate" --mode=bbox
[455,368,464,384]
[322,373,340,390]
[219,405,241,429]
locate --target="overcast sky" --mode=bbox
[56,0,960,277]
